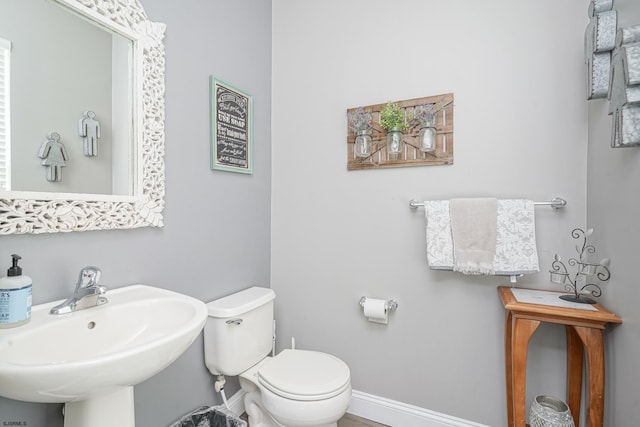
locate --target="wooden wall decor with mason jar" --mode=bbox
[346,93,454,171]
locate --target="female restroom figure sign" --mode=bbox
[38,132,69,182]
[78,110,101,156]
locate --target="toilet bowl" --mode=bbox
[240,349,351,427]
[204,287,352,427]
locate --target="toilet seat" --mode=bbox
[258,349,351,401]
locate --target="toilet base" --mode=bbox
[243,390,339,427]
[244,390,278,427]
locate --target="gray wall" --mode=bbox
[271,0,588,426]
[587,0,640,426]
[0,0,272,426]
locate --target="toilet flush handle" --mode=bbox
[226,318,243,326]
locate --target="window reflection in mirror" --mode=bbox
[0,0,133,196]
[0,37,10,191]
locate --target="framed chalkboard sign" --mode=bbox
[210,77,253,174]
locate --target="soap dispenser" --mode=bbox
[0,254,33,328]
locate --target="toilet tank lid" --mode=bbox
[207,286,275,318]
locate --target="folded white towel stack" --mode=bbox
[424,199,540,275]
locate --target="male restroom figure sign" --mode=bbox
[38,132,69,182]
[78,110,101,156]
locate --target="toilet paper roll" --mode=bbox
[363,298,388,324]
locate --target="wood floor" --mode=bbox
[241,412,389,427]
[337,413,389,427]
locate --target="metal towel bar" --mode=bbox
[408,197,567,210]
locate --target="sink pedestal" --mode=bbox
[64,387,135,427]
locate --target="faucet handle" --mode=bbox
[76,266,102,289]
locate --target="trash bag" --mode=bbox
[169,406,247,427]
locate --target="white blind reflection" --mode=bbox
[0,37,10,191]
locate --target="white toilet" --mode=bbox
[204,286,352,427]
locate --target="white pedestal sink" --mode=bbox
[0,285,208,427]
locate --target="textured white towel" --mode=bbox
[424,199,540,275]
[450,198,497,275]
[424,201,454,270]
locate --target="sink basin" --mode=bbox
[0,284,207,427]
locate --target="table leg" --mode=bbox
[512,317,541,427]
[574,326,605,427]
[566,326,583,426]
[505,311,514,426]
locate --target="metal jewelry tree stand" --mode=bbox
[549,228,610,304]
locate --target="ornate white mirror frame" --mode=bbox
[0,0,165,234]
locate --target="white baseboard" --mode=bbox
[227,389,489,427]
[348,390,490,427]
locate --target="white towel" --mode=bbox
[450,198,497,275]
[424,200,454,270]
[424,199,540,275]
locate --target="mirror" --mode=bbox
[0,0,165,234]
[0,0,133,195]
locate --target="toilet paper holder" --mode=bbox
[358,297,399,312]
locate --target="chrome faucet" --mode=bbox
[50,266,108,315]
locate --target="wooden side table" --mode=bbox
[498,286,622,427]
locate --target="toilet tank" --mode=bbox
[204,286,275,376]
